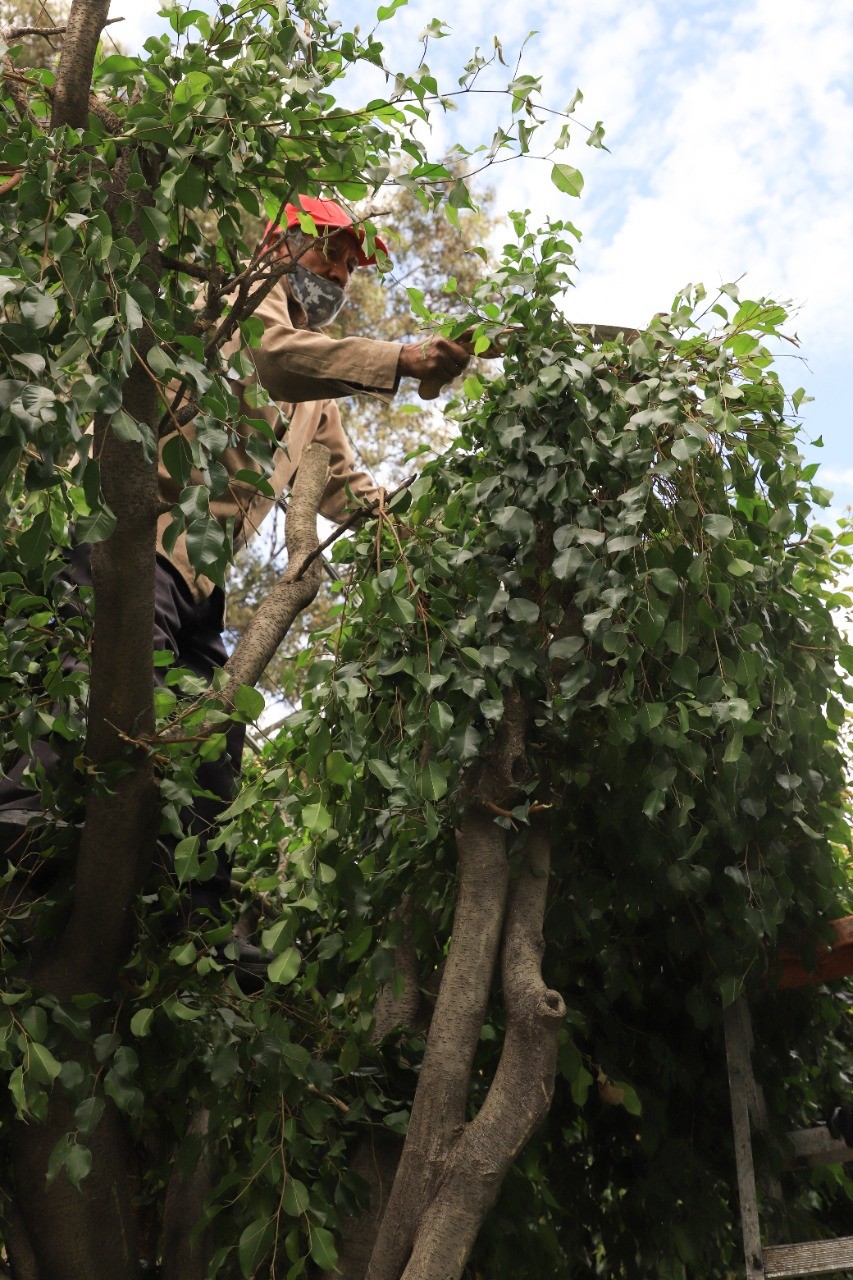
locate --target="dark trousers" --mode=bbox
[0,546,244,916]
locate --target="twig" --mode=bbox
[1,16,122,39]
[0,172,23,198]
[159,253,216,282]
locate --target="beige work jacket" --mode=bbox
[157,280,403,600]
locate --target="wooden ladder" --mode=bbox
[725,916,853,1279]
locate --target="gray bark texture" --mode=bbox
[160,1110,213,1280]
[361,697,565,1280]
[208,441,329,713]
[10,1094,140,1279]
[49,0,109,130]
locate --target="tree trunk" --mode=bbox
[359,695,565,1280]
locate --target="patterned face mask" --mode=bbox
[287,262,346,329]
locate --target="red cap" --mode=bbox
[265,196,388,267]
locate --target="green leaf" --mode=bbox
[702,513,734,541]
[727,558,754,577]
[267,948,301,985]
[551,163,584,196]
[234,684,265,722]
[130,1008,154,1038]
[238,1217,274,1279]
[549,636,584,661]
[420,760,448,802]
[638,703,667,732]
[137,206,170,244]
[309,1227,338,1271]
[671,656,699,690]
[20,287,58,330]
[174,836,201,886]
[387,594,417,625]
[28,1042,62,1085]
[428,701,454,737]
[282,1176,311,1215]
[18,511,52,567]
[74,1097,105,1137]
[302,802,332,835]
[110,409,143,445]
[76,504,117,544]
[368,759,399,789]
[377,0,408,19]
[507,597,540,623]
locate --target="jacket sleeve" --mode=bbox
[313,398,379,521]
[226,280,403,404]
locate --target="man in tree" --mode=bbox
[0,195,472,936]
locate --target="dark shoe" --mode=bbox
[827,1104,853,1147]
[220,936,272,995]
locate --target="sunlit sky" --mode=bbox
[108,0,853,514]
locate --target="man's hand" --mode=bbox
[398,336,472,401]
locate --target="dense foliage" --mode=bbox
[0,1,850,1275]
[253,223,853,1274]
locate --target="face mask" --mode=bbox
[287,262,346,329]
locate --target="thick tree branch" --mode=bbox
[161,1110,212,1280]
[3,17,121,39]
[38,354,161,998]
[217,441,330,708]
[366,806,509,1280]
[0,1199,40,1280]
[49,0,110,130]
[11,1094,139,1279]
[400,823,564,1280]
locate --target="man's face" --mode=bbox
[287,227,361,291]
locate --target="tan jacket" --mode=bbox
[157,280,403,600]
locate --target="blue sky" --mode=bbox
[110,0,853,512]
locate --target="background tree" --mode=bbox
[0,3,850,1280]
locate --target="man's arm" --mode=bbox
[224,281,472,405]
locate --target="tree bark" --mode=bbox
[49,0,109,130]
[36,353,161,999]
[399,824,564,1280]
[365,807,510,1280]
[208,441,330,711]
[364,690,563,1280]
[11,1094,140,1280]
[160,1110,212,1280]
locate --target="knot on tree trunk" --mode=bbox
[470,686,529,809]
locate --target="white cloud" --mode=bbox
[107,0,168,52]
[104,0,852,467]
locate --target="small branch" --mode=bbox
[87,90,122,135]
[159,253,217,281]
[1,16,122,39]
[1,60,40,126]
[0,172,23,198]
[306,1084,350,1114]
